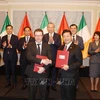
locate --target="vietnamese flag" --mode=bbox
[18,12,33,39]
[58,12,69,35]
[95,18,100,32]
[58,12,69,44]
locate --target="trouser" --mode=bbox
[20,61,27,84]
[5,60,17,84]
[28,78,47,100]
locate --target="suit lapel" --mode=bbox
[23,37,26,43]
[46,34,49,42]
[41,42,45,55]
[29,37,32,42]
[34,42,38,55]
[67,42,74,51]
[53,33,56,40]
[10,34,13,44]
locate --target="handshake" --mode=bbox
[41,59,52,65]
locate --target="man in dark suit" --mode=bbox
[70,24,84,50]
[43,22,61,90]
[70,24,84,91]
[25,29,52,100]
[59,29,82,100]
[18,26,34,90]
[1,25,18,88]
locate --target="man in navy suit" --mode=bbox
[1,25,18,88]
[43,22,61,91]
[70,24,84,50]
[18,26,34,90]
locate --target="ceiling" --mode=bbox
[0,0,100,4]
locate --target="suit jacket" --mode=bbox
[1,34,18,62]
[25,41,52,78]
[76,35,84,50]
[0,37,1,48]
[43,33,61,64]
[59,42,82,79]
[88,41,100,63]
[18,36,35,64]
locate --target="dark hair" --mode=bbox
[34,28,44,35]
[62,29,72,36]
[70,24,77,29]
[24,26,31,31]
[94,31,100,38]
[6,25,13,29]
[48,22,55,27]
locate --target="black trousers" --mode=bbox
[20,61,27,84]
[4,59,17,84]
[60,78,77,100]
[50,65,58,86]
[28,78,47,100]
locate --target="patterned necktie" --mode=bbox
[37,44,40,55]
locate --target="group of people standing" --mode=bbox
[0,22,100,100]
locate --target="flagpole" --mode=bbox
[6,12,8,15]
[82,12,84,15]
[25,12,27,15]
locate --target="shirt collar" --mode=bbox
[65,41,72,49]
[49,32,54,37]
[35,41,42,45]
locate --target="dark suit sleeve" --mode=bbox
[88,42,96,55]
[43,45,52,70]
[26,43,41,64]
[69,46,82,71]
[53,34,61,48]
[18,38,25,51]
[78,37,84,50]
[11,36,18,49]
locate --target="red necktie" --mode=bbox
[64,46,67,51]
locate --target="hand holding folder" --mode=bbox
[33,55,47,73]
[55,50,69,68]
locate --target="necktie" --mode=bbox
[26,36,29,43]
[64,45,67,51]
[37,44,40,55]
[73,36,75,42]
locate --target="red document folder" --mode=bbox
[55,50,69,68]
[33,55,47,72]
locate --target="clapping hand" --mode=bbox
[23,42,27,49]
[2,41,7,47]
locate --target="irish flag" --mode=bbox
[77,14,92,59]
[0,13,11,38]
[40,13,49,34]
